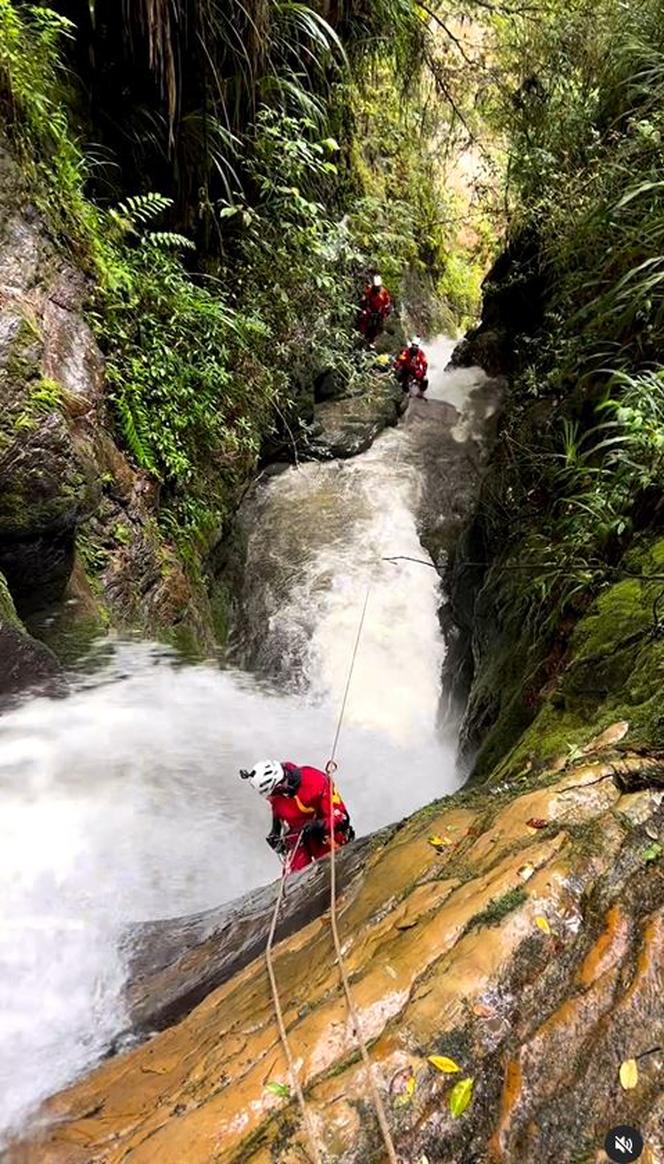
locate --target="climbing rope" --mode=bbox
[263,583,398,1164]
[265,836,323,1164]
[325,586,399,1164]
[329,585,371,762]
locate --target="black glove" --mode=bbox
[302,819,327,842]
[266,833,286,855]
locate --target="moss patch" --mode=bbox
[0,570,21,629]
[474,536,664,784]
[464,886,528,933]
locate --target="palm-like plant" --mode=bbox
[55,0,421,243]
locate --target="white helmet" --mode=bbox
[409,334,421,348]
[373,274,383,287]
[246,760,284,797]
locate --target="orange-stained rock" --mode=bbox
[577,905,631,989]
[8,758,664,1164]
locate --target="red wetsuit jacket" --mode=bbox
[269,762,351,872]
[395,346,428,381]
[360,284,392,318]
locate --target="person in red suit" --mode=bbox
[241,760,354,872]
[394,336,429,398]
[358,274,393,344]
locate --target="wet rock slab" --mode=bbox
[304,377,405,459]
[10,741,664,1164]
[123,832,382,1037]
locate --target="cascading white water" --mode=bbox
[0,340,494,1144]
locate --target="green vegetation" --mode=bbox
[438,0,664,773]
[11,0,663,699]
[475,0,664,632]
[0,0,494,583]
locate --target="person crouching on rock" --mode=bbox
[395,335,429,398]
[240,760,354,872]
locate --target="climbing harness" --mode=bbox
[264,583,398,1164]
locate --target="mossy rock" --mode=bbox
[304,376,403,460]
[0,570,21,629]
[479,536,664,780]
[0,569,62,697]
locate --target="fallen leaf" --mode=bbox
[645,824,659,841]
[526,818,548,830]
[428,1055,462,1074]
[472,1002,494,1019]
[265,1081,290,1098]
[518,864,535,882]
[642,842,663,864]
[619,1058,638,1090]
[535,916,551,935]
[448,1076,474,1117]
[395,918,419,931]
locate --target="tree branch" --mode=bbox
[418,1,477,67]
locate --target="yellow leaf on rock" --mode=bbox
[449,1076,474,1117]
[428,835,451,849]
[428,1055,461,1074]
[535,915,551,935]
[619,1058,638,1090]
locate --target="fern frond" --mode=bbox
[142,230,196,251]
[116,192,173,227]
[116,392,158,475]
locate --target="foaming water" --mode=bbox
[0,343,494,1142]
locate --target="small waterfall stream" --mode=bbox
[0,339,498,1142]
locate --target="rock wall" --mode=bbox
[451,230,545,377]
[0,147,218,656]
[0,569,61,700]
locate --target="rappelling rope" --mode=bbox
[265,836,323,1164]
[325,585,399,1164]
[263,584,397,1164]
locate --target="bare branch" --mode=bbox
[418,1,477,67]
